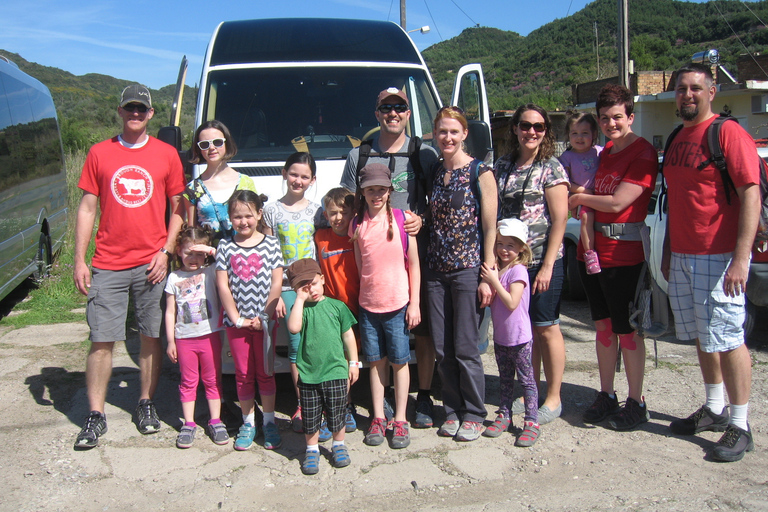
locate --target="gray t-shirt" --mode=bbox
[340,136,439,215]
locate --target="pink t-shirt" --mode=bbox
[352,210,409,313]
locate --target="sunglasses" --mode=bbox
[197,138,226,150]
[377,104,409,114]
[438,105,465,115]
[122,103,149,113]
[518,121,547,133]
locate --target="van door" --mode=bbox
[450,64,493,163]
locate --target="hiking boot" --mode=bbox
[583,391,621,424]
[135,399,160,434]
[207,421,229,445]
[455,420,483,441]
[515,421,541,447]
[345,403,357,433]
[318,419,332,442]
[438,419,460,437]
[176,425,196,449]
[413,397,434,428]
[607,397,650,431]
[234,423,257,451]
[712,424,754,462]
[263,422,282,450]
[74,411,107,450]
[391,420,411,449]
[291,406,303,433]
[670,405,729,436]
[364,417,387,446]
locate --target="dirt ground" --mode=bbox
[0,295,767,512]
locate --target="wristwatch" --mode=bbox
[158,248,171,257]
[348,360,363,368]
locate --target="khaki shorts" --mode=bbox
[86,265,165,342]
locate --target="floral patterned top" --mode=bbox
[428,159,491,272]
[493,155,569,265]
[183,174,258,239]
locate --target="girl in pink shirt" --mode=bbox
[351,163,420,449]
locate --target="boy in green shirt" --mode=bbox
[286,258,360,475]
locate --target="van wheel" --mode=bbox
[565,242,586,300]
[33,233,52,282]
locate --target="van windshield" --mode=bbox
[202,67,440,163]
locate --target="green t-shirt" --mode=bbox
[296,297,357,385]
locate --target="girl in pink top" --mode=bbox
[351,163,420,449]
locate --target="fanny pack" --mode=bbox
[594,221,646,241]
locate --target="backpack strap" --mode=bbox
[696,114,737,204]
[356,139,374,189]
[392,208,409,269]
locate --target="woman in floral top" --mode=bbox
[493,104,569,425]
[427,106,497,442]
[184,120,257,242]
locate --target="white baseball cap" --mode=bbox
[497,218,528,243]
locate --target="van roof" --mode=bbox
[210,18,423,66]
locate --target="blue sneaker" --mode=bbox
[318,419,332,442]
[345,403,357,433]
[234,423,257,451]
[263,422,282,450]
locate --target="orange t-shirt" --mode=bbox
[315,228,360,316]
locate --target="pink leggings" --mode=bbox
[226,326,277,401]
[177,332,223,403]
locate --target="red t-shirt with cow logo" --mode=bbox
[78,136,185,270]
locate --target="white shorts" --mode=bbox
[668,252,745,353]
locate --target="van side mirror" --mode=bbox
[466,120,493,163]
[158,125,191,174]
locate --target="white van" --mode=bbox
[166,18,493,371]
[0,56,68,301]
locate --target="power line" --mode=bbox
[713,1,768,79]
[739,0,768,28]
[448,0,479,27]
[423,0,444,40]
[566,0,575,17]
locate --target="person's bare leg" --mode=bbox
[621,332,646,402]
[392,362,410,422]
[138,334,162,400]
[534,324,565,409]
[594,320,618,394]
[720,344,751,406]
[696,340,724,385]
[86,341,115,413]
[181,401,196,424]
[415,334,435,392]
[369,359,388,419]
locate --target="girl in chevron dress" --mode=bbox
[216,190,284,451]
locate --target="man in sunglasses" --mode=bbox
[340,87,439,430]
[72,84,186,449]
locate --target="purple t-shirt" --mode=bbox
[558,146,603,190]
[489,264,531,347]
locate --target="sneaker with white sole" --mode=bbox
[135,399,160,434]
[455,420,483,441]
[74,411,107,450]
[207,421,229,445]
[234,423,257,451]
[176,425,196,448]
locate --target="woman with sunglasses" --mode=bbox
[493,104,569,425]
[427,106,497,441]
[184,120,258,242]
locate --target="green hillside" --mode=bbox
[424,0,768,110]
[4,0,768,150]
[0,50,197,152]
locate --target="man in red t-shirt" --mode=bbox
[72,84,185,449]
[662,64,760,462]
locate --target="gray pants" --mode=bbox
[426,266,486,423]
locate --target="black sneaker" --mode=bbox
[74,411,107,450]
[413,397,434,428]
[670,405,729,436]
[607,397,650,431]
[135,399,160,434]
[583,391,621,424]
[712,424,754,462]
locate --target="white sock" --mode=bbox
[729,403,749,431]
[243,413,255,426]
[306,444,319,452]
[263,411,275,426]
[332,440,345,448]
[704,383,726,415]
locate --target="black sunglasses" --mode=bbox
[518,121,546,133]
[377,104,409,114]
[122,103,149,113]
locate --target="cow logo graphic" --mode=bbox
[111,166,153,207]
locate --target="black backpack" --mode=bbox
[662,114,768,253]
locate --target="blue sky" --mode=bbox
[1,0,709,90]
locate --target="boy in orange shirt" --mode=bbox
[315,187,361,431]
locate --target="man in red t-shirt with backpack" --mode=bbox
[72,84,185,449]
[662,63,761,462]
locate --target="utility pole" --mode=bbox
[618,0,629,87]
[594,21,600,79]
[401,0,406,29]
